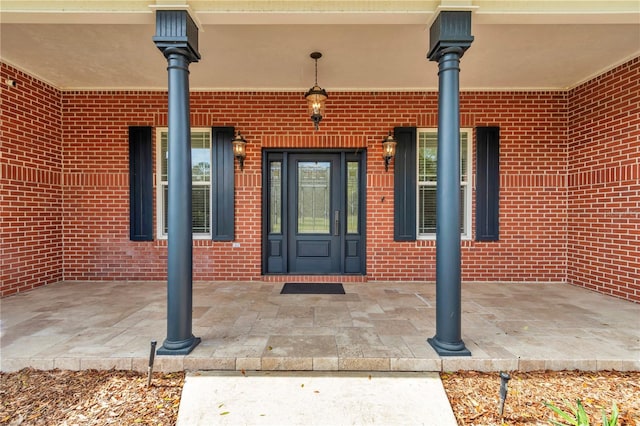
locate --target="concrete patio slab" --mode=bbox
[1,281,639,373]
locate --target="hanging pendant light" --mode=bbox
[304,52,328,131]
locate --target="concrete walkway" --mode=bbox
[177,371,457,426]
[1,280,639,373]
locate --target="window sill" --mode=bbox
[417,236,472,241]
[157,235,211,241]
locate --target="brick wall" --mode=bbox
[567,57,640,302]
[2,58,637,301]
[58,88,568,284]
[1,64,63,296]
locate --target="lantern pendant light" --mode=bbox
[304,52,328,131]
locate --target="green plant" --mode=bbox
[544,399,619,426]
[602,403,619,426]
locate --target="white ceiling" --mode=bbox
[1,2,639,91]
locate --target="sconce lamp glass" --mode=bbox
[382,132,397,171]
[305,85,328,130]
[231,132,247,171]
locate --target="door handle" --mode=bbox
[334,210,339,236]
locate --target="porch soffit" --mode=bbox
[0,1,638,91]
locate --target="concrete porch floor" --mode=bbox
[1,281,638,373]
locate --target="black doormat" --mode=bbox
[280,283,345,294]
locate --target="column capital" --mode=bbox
[427,10,474,62]
[153,10,201,63]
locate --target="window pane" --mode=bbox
[460,132,468,183]
[192,185,210,233]
[297,161,330,234]
[418,132,438,183]
[419,131,468,183]
[459,185,466,233]
[347,161,359,234]
[418,185,466,236]
[418,186,437,234]
[160,131,211,183]
[191,132,211,182]
[162,185,211,234]
[270,161,282,234]
[162,184,168,235]
[160,133,168,181]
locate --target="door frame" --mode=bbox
[261,149,367,275]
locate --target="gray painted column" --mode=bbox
[426,11,473,357]
[154,11,201,355]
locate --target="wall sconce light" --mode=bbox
[382,132,397,171]
[231,132,247,171]
[304,52,328,131]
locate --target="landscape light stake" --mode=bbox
[499,371,511,416]
[147,340,157,387]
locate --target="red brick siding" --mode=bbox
[61,92,161,281]
[2,57,637,302]
[567,57,640,302]
[57,89,568,284]
[1,64,63,296]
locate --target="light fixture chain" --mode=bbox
[315,57,318,86]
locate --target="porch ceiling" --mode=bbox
[1,1,639,91]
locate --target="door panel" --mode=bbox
[289,155,341,273]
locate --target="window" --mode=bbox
[269,161,282,234]
[417,128,472,239]
[157,128,212,239]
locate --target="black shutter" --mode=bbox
[394,127,417,241]
[212,127,235,241]
[129,126,153,241]
[476,127,500,241]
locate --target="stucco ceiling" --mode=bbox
[1,1,639,91]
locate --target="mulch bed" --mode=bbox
[1,369,638,425]
[0,369,184,425]
[441,370,640,425]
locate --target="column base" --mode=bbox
[428,336,471,357]
[157,336,201,355]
